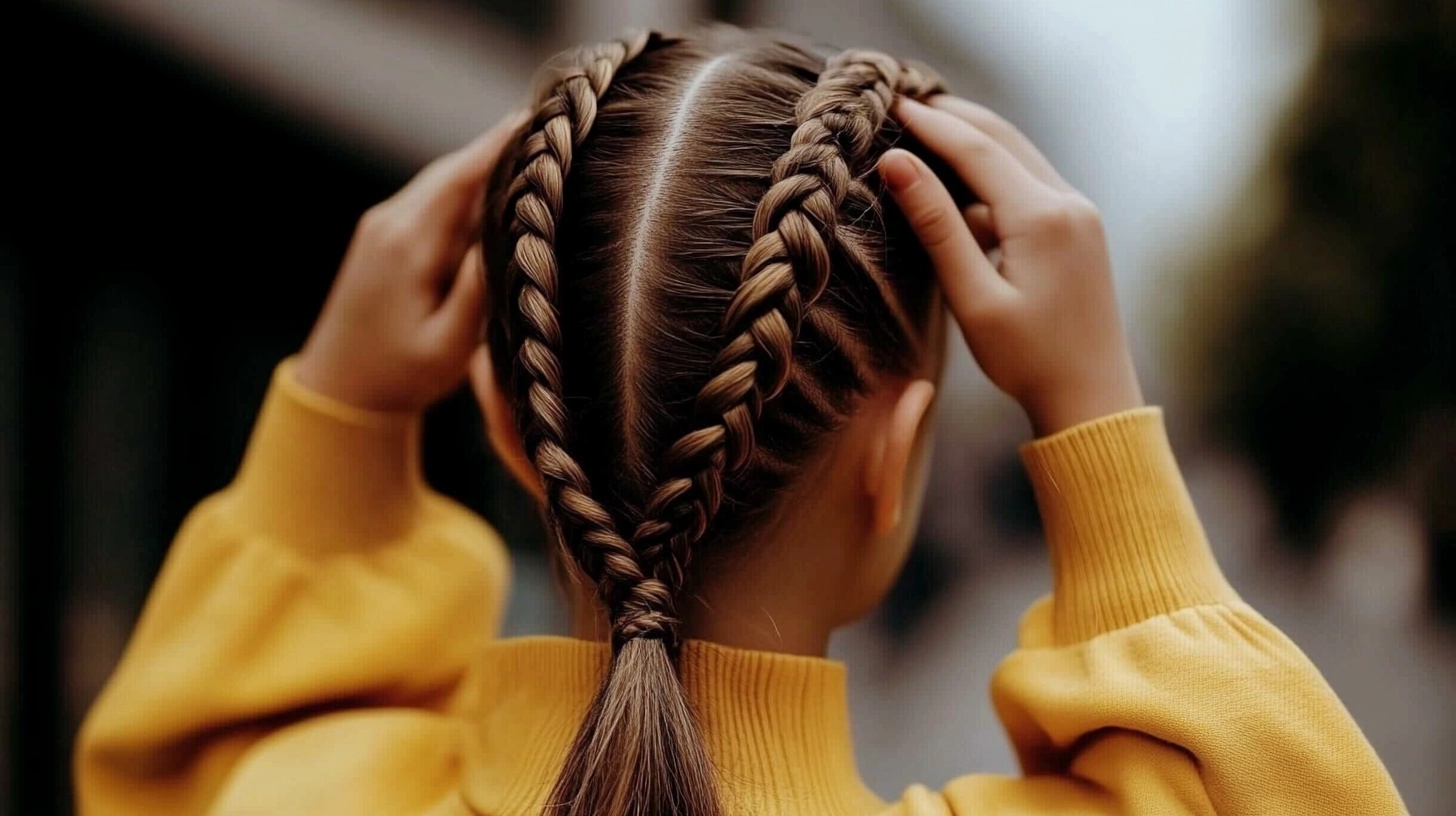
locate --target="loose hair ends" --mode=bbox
[544,637,720,816]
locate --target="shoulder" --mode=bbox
[208,709,470,816]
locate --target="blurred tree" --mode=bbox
[1180,0,1454,615]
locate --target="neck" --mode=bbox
[560,422,880,657]
[566,579,836,657]
[564,470,868,658]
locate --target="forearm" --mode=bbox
[943,407,1408,813]
[75,361,509,815]
[1019,407,1237,645]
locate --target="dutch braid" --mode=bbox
[484,33,948,816]
[628,50,946,629]
[502,30,673,639]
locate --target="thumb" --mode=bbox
[426,244,487,355]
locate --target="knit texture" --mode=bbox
[1018,408,1239,645]
[73,361,1408,815]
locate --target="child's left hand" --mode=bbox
[881,97,1144,437]
[295,112,524,412]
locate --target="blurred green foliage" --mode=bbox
[1180,0,1453,599]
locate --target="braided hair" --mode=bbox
[484,27,943,816]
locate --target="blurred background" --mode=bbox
[3,0,1452,813]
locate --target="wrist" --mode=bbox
[294,347,416,414]
[234,360,425,552]
[1026,368,1144,438]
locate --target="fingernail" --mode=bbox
[880,150,919,192]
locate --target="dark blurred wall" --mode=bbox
[2,250,20,812]
[4,5,536,813]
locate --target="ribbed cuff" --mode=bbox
[229,358,426,553]
[1020,408,1237,645]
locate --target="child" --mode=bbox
[75,28,1407,816]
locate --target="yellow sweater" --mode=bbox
[75,362,1407,815]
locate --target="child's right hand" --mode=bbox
[295,112,523,413]
[880,97,1145,437]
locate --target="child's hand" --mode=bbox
[881,97,1144,437]
[295,112,523,412]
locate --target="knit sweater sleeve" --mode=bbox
[931,409,1408,815]
[73,360,510,816]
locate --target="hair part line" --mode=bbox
[620,51,736,468]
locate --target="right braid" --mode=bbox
[628,50,946,624]
[503,30,669,629]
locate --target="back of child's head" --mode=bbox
[481,26,943,816]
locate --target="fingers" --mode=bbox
[450,108,532,178]
[359,109,523,290]
[880,149,1014,318]
[400,109,529,229]
[437,109,529,180]
[896,98,1057,224]
[426,244,487,354]
[928,96,1072,192]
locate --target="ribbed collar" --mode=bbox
[459,636,882,816]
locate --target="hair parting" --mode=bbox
[485,27,944,816]
[621,51,738,468]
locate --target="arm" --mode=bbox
[939,409,1402,813]
[75,363,508,815]
[75,112,524,816]
[880,99,1407,814]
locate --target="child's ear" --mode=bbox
[863,379,937,535]
[469,346,546,504]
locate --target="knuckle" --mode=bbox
[358,205,415,252]
[410,159,448,188]
[1064,194,1103,229]
[1023,206,1073,237]
[908,202,957,247]
[1024,194,1100,238]
[420,161,464,195]
[356,204,389,235]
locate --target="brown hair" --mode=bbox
[483,26,943,816]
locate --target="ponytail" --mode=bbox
[547,637,716,816]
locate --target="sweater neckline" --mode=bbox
[459,635,883,815]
